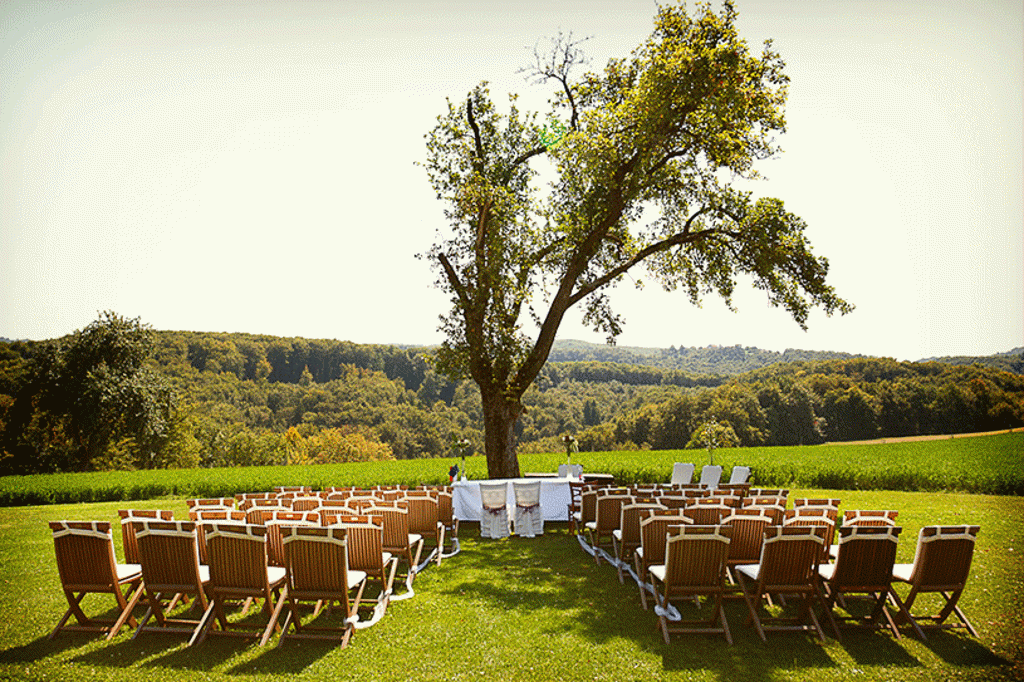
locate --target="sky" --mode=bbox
[2,0,1021,362]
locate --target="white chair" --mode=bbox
[671,462,695,485]
[728,465,750,485]
[479,482,510,539]
[513,481,543,538]
[698,465,723,489]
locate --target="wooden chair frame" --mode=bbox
[48,521,145,641]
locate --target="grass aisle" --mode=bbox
[0,490,1021,681]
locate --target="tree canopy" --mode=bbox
[423,1,852,478]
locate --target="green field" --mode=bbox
[1,432,1021,507]
[0,435,1021,680]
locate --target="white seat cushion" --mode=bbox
[266,566,286,586]
[735,563,760,581]
[649,564,667,582]
[348,569,367,589]
[117,563,142,581]
[891,563,914,583]
[818,564,835,581]
[612,529,622,541]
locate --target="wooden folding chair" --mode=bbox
[131,520,211,644]
[332,517,399,617]
[612,502,665,584]
[117,510,174,564]
[278,526,367,648]
[889,525,981,640]
[683,500,732,527]
[736,525,830,642]
[585,491,632,562]
[721,510,774,584]
[818,525,913,641]
[188,509,245,565]
[365,504,424,581]
[405,495,446,564]
[263,512,320,568]
[634,510,692,610]
[649,525,733,644]
[48,521,145,641]
[195,523,287,646]
[785,508,837,563]
[186,497,235,512]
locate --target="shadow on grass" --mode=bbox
[918,629,1011,667]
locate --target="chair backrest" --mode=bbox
[274,486,313,494]
[186,497,235,510]
[479,482,508,511]
[905,525,980,589]
[435,490,455,528]
[333,518,387,575]
[829,525,902,590]
[365,505,412,551]
[794,498,841,510]
[740,502,786,526]
[843,510,898,527]
[287,497,321,513]
[405,496,440,536]
[656,494,689,510]
[513,481,541,509]
[50,521,119,589]
[245,505,291,525]
[698,465,723,488]
[638,510,692,566]
[671,462,695,485]
[593,493,632,531]
[188,509,246,564]
[749,488,789,498]
[118,509,174,564]
[728,466,751,485]
[755,525,828,588]
[619,503,665,547]
[132,520,205,593]
[722,511,773,563]
[281,526,352,597]
[683,503,731,526]
[204,523,269,591]
[663,525,732,587]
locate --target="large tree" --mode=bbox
[1,311,176,473]
[422,1,852,479]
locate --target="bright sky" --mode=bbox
[2,0,1021,362]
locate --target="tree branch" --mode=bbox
[466,97,485,171]
[569,208,716,306]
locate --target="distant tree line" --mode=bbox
[1,315,1022,474]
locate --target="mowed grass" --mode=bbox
[0,489,1021,681]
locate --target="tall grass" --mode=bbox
[0,433,1020,506]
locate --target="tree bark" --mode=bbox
[479,386,524,479]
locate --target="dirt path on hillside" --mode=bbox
[828,428,1022,446]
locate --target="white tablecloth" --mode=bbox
[452,477,575,522]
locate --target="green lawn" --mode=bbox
[0,489,1021,681]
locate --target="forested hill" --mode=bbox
[921,348,1024,376]
[548,339,863,375]
[1,323,1022,475]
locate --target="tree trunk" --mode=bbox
[479,386,524,479]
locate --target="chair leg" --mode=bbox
[106,581,146,641]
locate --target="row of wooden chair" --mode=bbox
[48,519,375,647]
[573,487,980,644]
[49,491,464,646]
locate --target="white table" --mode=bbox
[452,477,576,522]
